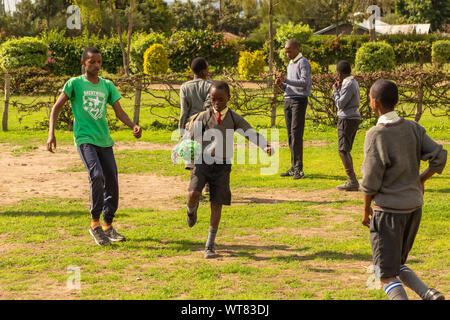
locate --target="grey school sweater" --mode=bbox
[188,108,269,163]
[282,56,312,98]
[332,77,361,119]
[361,118,447,212]
[179,79,213,131]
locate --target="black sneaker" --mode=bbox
[204,246,217,259]
[104,226,126,242]
[292,169,305,180]
[423,288,445,300]
[89,226,111,246]
[280,168,294,177]
[187,203,198,228]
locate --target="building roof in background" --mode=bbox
[314,18,430,35]
[222,32,241,40]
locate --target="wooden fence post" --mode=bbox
[2,74,10,132]
[133,77,142,125]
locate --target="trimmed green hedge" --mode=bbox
[355,42,395,72]
[0,37,48,70]
[432,40,450,65]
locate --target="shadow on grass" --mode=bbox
[302,173,348,180]
[233,198,349,205]
[126,237,372,263]
[426,188,450,194]
[0,210,130,219]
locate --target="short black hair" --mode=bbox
[337,60,351,75]
[370,79,398,110]
[285,39,300,49]
[191,57,208,75]
[82,46,101,61]
[211,80,230,97]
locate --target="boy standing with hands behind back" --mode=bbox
[361,79,447,300]
[47,47,142,246]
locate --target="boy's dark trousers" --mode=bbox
[284,97,308,171]
[77,143,119,224]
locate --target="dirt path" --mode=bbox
[0,142,359,211]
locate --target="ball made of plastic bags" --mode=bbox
[171,139,202,164]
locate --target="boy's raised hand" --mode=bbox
[132,124,142,139]
[264,146,274,156]
[46,134,57,153]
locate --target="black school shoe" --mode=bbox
[187,203,199,228]
[292,169,305,180]
[89,226,111,246]
[104,226,126,242]
[423,288,445,300]
[280,168,294,177]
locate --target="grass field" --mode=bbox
[0,92,448,300]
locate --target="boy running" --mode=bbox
[185,81,273,258]
[361,79,447,300]
[46,47,142,246]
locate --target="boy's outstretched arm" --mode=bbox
[47,92,69,153]
[112,100,142,139]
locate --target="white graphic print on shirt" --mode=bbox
[82,90,106,120]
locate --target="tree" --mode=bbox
[396,0,450,31]
[134,0,175,34]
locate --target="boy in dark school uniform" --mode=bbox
[361,79,447,300]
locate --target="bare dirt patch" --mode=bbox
[0,144,187,210]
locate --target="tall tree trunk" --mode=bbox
[109,0,134,77]
[268,0,276,128]
[335,0,339,38]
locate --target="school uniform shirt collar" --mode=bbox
[289,52,303,64]
[213,107,229,119]
[342,75,354,87]
[377,110,401,125]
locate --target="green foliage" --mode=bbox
[355,42,395,73]
[41,29,83,76]
[392,41,431,65]
[0,37,48,71]
[168,28,240,73]
[237,50,266,80]
[143,44,169,75]
[432,40,450,65]
[130,32,167,74]
[272,22,313,69]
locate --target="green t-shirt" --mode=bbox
[63,75,122,147]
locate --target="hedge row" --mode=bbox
[0,29,448,76]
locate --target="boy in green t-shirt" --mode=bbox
[47,47,142,246]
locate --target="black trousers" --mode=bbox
[284,97,308,171]
[77,143,119,224]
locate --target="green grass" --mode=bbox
[0,92,448,300]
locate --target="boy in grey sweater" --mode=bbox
[332,60,361,191]
[361,79,447,300]
[185,81,273,259]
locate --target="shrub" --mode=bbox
[355,42,395,72]
[168,28,240,73]
[0,37,48,70]
[143,43,169,75]
[432,40,450,65]
[130,32,167,74]
[237,50,266,80]
[272,22,313,69]
[393,40,431,65]
[310,61,320,74]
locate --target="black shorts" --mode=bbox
[188,163,232,205]
[370,208,422,278]
[337,118,360,152]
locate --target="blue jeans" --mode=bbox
[77,143,118,224]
